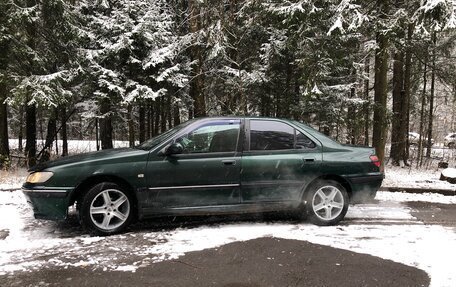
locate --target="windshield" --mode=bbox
[135,119,196,150]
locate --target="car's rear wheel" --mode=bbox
[80,182,133,235]
[305,180,349,226]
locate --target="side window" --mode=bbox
[176,120,240,153]
[250,120,316,151]
[296,131,317,149]
[250,120,294,150]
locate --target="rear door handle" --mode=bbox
[222,159,236,166]
[302,158,315,163]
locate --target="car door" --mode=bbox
[241,119,322,204]
[145,119,243,209]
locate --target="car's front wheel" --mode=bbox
[305,180,349,226]
[80,182,133,235]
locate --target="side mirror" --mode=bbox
[165,142,184,156]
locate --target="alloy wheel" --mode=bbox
[89,189,130,231]
[311,185,345,221]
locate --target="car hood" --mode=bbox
[29,148,144,172]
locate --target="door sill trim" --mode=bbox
[148,183,240,190]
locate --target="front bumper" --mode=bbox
[22,187,72,220]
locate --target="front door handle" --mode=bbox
[302,158,315,163]
[222,159,236,166]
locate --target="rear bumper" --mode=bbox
[344,173,384,203]
[22,187,72,220]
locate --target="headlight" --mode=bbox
[26,172,54,183]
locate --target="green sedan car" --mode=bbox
[23,117,383,235]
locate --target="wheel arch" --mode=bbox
[70,174,138,212]
[302,174,353,200]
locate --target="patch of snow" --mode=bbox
[377,191,456,204]
[79,237,105,245]
[8,139,134,156]
[346,200,415,220]
[0,170,27,190]
[115,265,137,272]
[383,165,456,191]
[2,173,456,286]
[441,168,456,178]
[327,17,344,35]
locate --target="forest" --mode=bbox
[0,0,455,169]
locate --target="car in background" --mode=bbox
[444,133,456,148]
[408,132,434,147]
[23,117,383,235]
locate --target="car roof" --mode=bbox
[195,116,298,123]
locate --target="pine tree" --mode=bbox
[80,0,186,147]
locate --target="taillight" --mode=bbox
[370,155,381,167]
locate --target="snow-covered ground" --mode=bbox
[383,165,456,191]
[0,170,27,190]
[1,171,456,286]
[8,139,133,155]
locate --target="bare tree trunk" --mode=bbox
[38,106,44,143]
[188,0,206,117]
[127,104,135,147]
[79,115,83,140]
[153,100,159,135]
[452,84,456,131]
[373,29,389,170]
[426,32,436,158]
[25,103,37,167]
[0,83,9,168]
[293,74,300,120]
[160,96,167,133]
[60,105,68,156]
[417,63,427,167]
[55,131,58,157]
[363,57,370,146]
[283,58,292,118]
[173,102,180,126]
[0,11,10,168]
[139,104,145,143]
[348,87,356,145]
[167,95,173,129]
[25,0,37,168]
[95,118,100,151]
[372,0,389,170]
[40,108,57,162]
[390,50,405,165]
[403,24,413,164]
[99,99,113,150]
[18,106,23,153]
[146,101,151,138]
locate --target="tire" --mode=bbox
[449,142,455,149]
[305,180,349,226]
[80,182,133,235]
